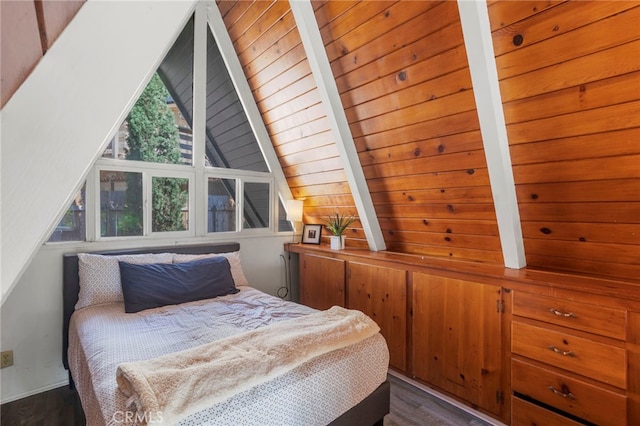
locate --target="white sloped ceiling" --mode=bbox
[1,0,198,303]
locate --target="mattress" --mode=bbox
[68,286,389,425]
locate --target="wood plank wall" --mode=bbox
[220,0,505,262]
[0,0,84,108]
[218,0,362,246]
[314,0,503,263]
[489,1,640,281]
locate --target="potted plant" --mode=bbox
[323,212,355,250]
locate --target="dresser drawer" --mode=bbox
[512,359,627,426]
[513,291,626,340]
[512,395,583,426]
[512,321,626,388]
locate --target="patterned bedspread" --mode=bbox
[68,286,389,425]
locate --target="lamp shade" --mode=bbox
[286,199,303,222]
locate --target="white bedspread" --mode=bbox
[68,286,389,425]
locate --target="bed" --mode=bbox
[62,243,390,425]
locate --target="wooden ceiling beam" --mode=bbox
[289,0,386,252]
[458,0,526,269]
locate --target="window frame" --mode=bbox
[203,166,275,235]
[93,159,196,241]
[147,170,195,238]
[85,159,280,242]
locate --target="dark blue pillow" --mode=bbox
[119,256,239,313]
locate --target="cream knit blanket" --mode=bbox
[116,306,380,425]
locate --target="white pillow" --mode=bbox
[76,253,173,310]
[172,251,250,287]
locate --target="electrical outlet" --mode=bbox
[1,350,14,368]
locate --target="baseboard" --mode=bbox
[388,370,507,426]
[0,379,69,405]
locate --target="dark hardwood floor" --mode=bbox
[0,385,85,426]
[385,374,495,426]
[1,375,495,425]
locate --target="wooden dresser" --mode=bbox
[510,286,638,426]
[286,243,640,425]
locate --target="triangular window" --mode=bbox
[48,12,291,242]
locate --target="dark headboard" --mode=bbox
[62,242,240,371]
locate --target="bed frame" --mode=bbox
[62,242,389,426]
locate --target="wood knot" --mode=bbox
[447,205,455,213]
[446,228,452,233]
[397,71,407,81]
[512,34,524,46]
[444,236,451,242]
[437,144,445,153]
[579,237,587,242]
[407,195,414,201]
[531,193,539,200]
[540,227,552,235]
[423,219,429,226]
[466,169,475,175]
[413,148,421,156]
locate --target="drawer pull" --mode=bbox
[549,308,575,318]
[548,346,576,357]
[548,386,576,400]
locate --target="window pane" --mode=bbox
[48,184,86,242]
[100,171,143,237]
[243,182,270,229]
[208,178,236,233]
[202,26,269,172]
[152,177,189,232]
[277,198,293,232]
[101,72,193,165]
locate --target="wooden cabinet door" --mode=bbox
[299,253,345,310]
[412,273,503,416]
[347,261,407,372]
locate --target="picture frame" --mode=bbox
[301,224,322,244]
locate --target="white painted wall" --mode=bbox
[0,234,295,403]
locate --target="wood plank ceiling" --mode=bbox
[220,0,639,282]
[220,0,502,263]
[489,1,640,281]
[0,0,84,108]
